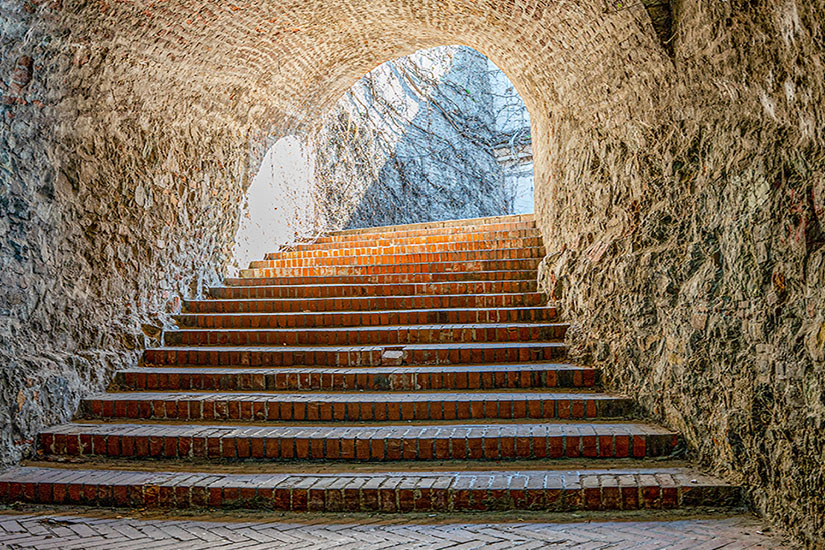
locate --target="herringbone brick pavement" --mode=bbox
[0,512,792,549]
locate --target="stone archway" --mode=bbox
[2,0,824,546]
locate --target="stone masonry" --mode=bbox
[1,0,823,547]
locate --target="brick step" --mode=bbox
[80,391,631,422]
[144,342,568,367]
[41,422,675,461]
[267,239,545,262]
[239,258,541,279]
[164,323,567,347]
[332,214,534,234]
[317,219,537,245]
[177,307,554,330]
[286,230,541,253]
[225,270,537,287]
[0,465,740,512]
[113,364,599,392]
[249,248,543,270]
[209,279,538,300]
[185,293,545,314]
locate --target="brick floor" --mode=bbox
[0,512,793,549]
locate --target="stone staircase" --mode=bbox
[0,214,740,513]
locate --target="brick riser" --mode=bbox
[143,342,567,367]
[281,232,541,254]
[176,307,555,329]
[79,393,632,422]
[250,248,544,269]
[185,293,545,314]
[113,364,599,392]
[0,467,739,513]
[268,238,544,260]
[209,280,538,299]
[163,324,568,346]
[40,425,675,461]
[312,219,538,244]
[224,270,537,286]
[240,258,540,278]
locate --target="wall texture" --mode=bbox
[0,0,823,547]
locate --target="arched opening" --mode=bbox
[6,0,823,544]
[311,45,534,230]
[233,45,535,271]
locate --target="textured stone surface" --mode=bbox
[0,0,823,547]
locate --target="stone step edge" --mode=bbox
[269,237,545,257]
[112,363,598,390]
[208,279,538,293]
[165,322,568,333]
[258,247,547,264]
[239,260,543,278]
[223,270,541,286]
[0,465,740,512]
[40,422,677,461]
[185,293,546,305]
[329,214,536,236]
[278,234,543,255]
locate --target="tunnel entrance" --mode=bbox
[232,45,534,271]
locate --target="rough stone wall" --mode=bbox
[1,0,823,546]
[0,2,257,464]
[538,1,825,548]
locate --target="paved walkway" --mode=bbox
[0,511,792,549]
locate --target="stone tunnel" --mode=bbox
[1,0,824,547]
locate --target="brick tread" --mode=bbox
[329,213,534,234]
[320,220,537,243]
[0,465,740,512]
[176,306,555,328]
[40,421,676,460]
[80,390,631,421]
[285,230,541,253]
[208,279,538,299]
[113,363,599,391]
[250,247,545,269]
[143,342,568,367]
[185,293,545,313]
[225,269,537,286]
[240,258,541,278]
[164,322,568,346]
[267,239,545,260]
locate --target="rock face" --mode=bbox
[0,0,823,547]
[312,46,523,229]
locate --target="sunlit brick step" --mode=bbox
[80,391,630,422]
[209,279,538,300]
[286,230,540,253]
[332,213,533,234]
[164,323,567,347]
[267,238,545,261]
[225,269,536,287]
[40,422,675,461]
[316,219,537,245]
[113,364,599,392]
[176,307,556,330]
[185,293,544,315]
[143,342,568,367]
[239,258,541,279]
[0,466,741,512]
[249,248,543,270]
